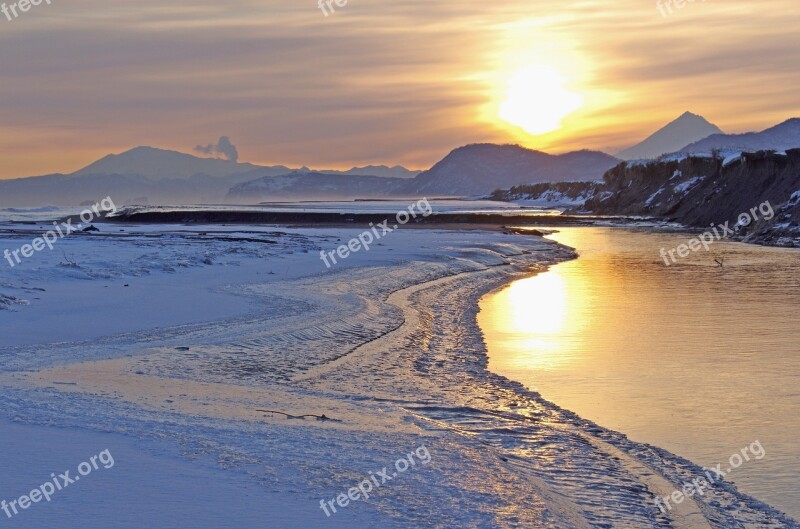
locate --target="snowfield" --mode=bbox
[0,219,797,529]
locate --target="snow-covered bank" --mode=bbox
[0,420,361,529]
[1,222,797,528]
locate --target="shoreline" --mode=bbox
[1,223,797,527]
[479,227,800,523]
[92,203,799,250]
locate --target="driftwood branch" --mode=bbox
[256,409,340,422]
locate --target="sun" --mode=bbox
[498,66,582,135]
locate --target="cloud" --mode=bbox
[194,136,239,163]
[1,0,799,178]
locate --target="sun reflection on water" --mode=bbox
[478,227,800,519]
[479,267,585,371]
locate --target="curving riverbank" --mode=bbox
[1,223,797,528]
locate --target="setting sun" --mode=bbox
[498,66,582,135]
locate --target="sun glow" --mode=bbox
[498,66,582,136]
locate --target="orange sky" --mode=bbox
[0,0,798,178]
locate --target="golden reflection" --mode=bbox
[505,269,567,335]
[479,267,577,371]
[479,228,800,519]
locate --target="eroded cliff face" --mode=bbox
[583,150,800,246]
[489,181,602,207]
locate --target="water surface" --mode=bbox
[479,227,800,519]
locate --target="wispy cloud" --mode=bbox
[0,0,798,177]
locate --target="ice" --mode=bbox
[1,220,797,528]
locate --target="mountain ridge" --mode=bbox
[679,118,800,154]
[73,146,264,179]
[0,143,620,206]
[406,144,620,196]
[5,114,800,208]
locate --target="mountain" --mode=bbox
[75,146,419,180]
[228,171,408,201]
[0,172,266,208]
[1,142,621,206]
[0,147,421,207]
[73,146,269,179]
[324,165,420,179]
[403,144,620,196]
[616,112,724,160]
[227,145,617,201]
[678,118,800,154]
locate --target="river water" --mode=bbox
[479,227,800,520]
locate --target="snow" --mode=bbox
[594,191,614,203]
[0,293,28,311]
[625,159,651,168]
[1,214,797,529]
[679,118,800,154]
[723,152,743,167]
[672,176,704,194]
[644,188,664,207]
[512,192,589,208]
[659,153,690,163]
[1,420,361,529]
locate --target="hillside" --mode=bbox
[404,144,619,196]
[585,151,800,246]
[228,172,408,201]
[73,146,267,179]
[679,118,800,154]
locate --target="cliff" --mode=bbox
[585,150,800,246]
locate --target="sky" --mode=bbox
[0,0,799,179]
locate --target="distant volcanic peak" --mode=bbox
[617,112,724,160]
[71,145,253,179]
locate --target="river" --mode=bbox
[479,227,800,520]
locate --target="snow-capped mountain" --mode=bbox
[616,111,724,160]
[679,118,800,154]
[404,144,619,196]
